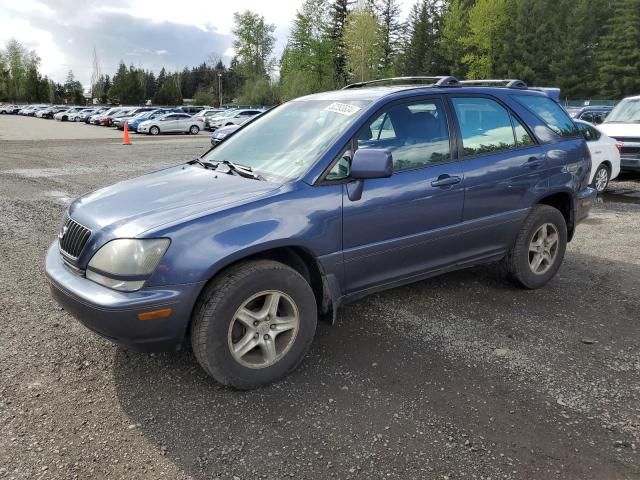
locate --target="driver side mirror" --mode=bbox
[347,149,393,201]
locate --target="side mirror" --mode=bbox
[347,149,393,201]
[350,149,393,179]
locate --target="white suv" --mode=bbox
[598,95,640,174]
[209,109,263,130]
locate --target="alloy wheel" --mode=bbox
[228,290,300,369]
[528,223,560,275]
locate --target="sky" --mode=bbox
[0,0,415,86]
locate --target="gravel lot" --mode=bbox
[1,115,639,479]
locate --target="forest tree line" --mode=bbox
[1,0,639,105]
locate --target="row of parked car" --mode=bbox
[0,103,267,137]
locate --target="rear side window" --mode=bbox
[452,97,517,156]
[513,94,579,137]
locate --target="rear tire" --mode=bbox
[503,205,567,289]
[189,125,199,135]
[191,260,317,390]
[591,164,610,193]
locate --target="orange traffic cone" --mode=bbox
[122,121,132,145]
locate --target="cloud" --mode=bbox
[156,49,169,55]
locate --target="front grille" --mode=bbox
[59,215,91,258]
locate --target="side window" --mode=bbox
[512,94,580,137]
[356,99,450,171]
[589,126,601,140]
[511,115,534,147]
[326,145,352,181]
[576,122,594,141]
[452,97,516,156]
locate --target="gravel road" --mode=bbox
[1,116,639,479]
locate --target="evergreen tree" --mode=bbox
[598,0,640,97]
[327,0,354,85]
[400,0,446,76]
[375,0,404,76]
[440,0,471,77]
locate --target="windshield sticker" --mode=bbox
[325,102,361,116]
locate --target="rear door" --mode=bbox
[340,96,466,293]
[448,95,548,259]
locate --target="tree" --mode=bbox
[399,0,446,76]
[5,39,27,101]
[279,0,337,100]
[153,75,182,105]
[63,70,84,104]
[440,0,471,77]
[598,0,640,97]
[193,87,215,105]
[375,0,405,76]
[232,11,277,79]
[326,0,354,85]
[461,0,509,78]
[343,4,382,82]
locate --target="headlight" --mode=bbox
[86,238,170,292]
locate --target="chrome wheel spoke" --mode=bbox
[531,253,544,272]
[545,232,558,249]
[260,337,277,363]
[236,308,258,328]
[271,317,297,336]
[233,332,259,358]
[265,292,281,318]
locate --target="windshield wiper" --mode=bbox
[214,160,265,181]
[189,158,217,170]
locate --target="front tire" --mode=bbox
[149,126,160,136]
[191,260,317,390]
[503,205,567,289]
[591,164,610,193]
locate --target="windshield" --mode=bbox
[202,99,370,182]
[604,99,640,123]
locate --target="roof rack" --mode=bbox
[459,79,528,89]
[342,76,460,90]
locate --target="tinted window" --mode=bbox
[452,97,516,156]
[357,99,450,171]
[513,94,579,137]
[576,122,601,142]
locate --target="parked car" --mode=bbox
[205,109,236,131]
[97,108,127,126]
[113,107,157,129]
[45,76,596,389]
[210,124,241,146]
[67,108,97,122]
[179,105,208,115]
[208,109,263,130]
[566,106,613,124]
[35,106,58,118]
[137,112,204,135]
[574,120,621,193]
[127,109,178,132]
[19,105,46,116]
[87,107,111,124]
[0,104,21,114]
[195,108,224,122]
[54,107,86,122]
[597,95,640,173]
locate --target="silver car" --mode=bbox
[209,109,263,130]
[137,113,204,135]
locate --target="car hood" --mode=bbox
[68,164,279,238]
[598,123,640,138]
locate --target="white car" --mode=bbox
[54,107,85,121]
[209,109,263,130]
[597,95,640,175]
[137,113,204,135]
[574,119,621,193]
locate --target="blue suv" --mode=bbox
[45,77,596,389]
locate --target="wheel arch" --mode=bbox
[535,191,575,241]
[189,245,337,335]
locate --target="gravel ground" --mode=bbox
[1,116,640,479]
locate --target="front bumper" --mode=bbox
[45,243,205,351]
[576,187,597,224]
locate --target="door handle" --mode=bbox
[431,174,462,187]
[523,156,544,168]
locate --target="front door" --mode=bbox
[341,97,465,294]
